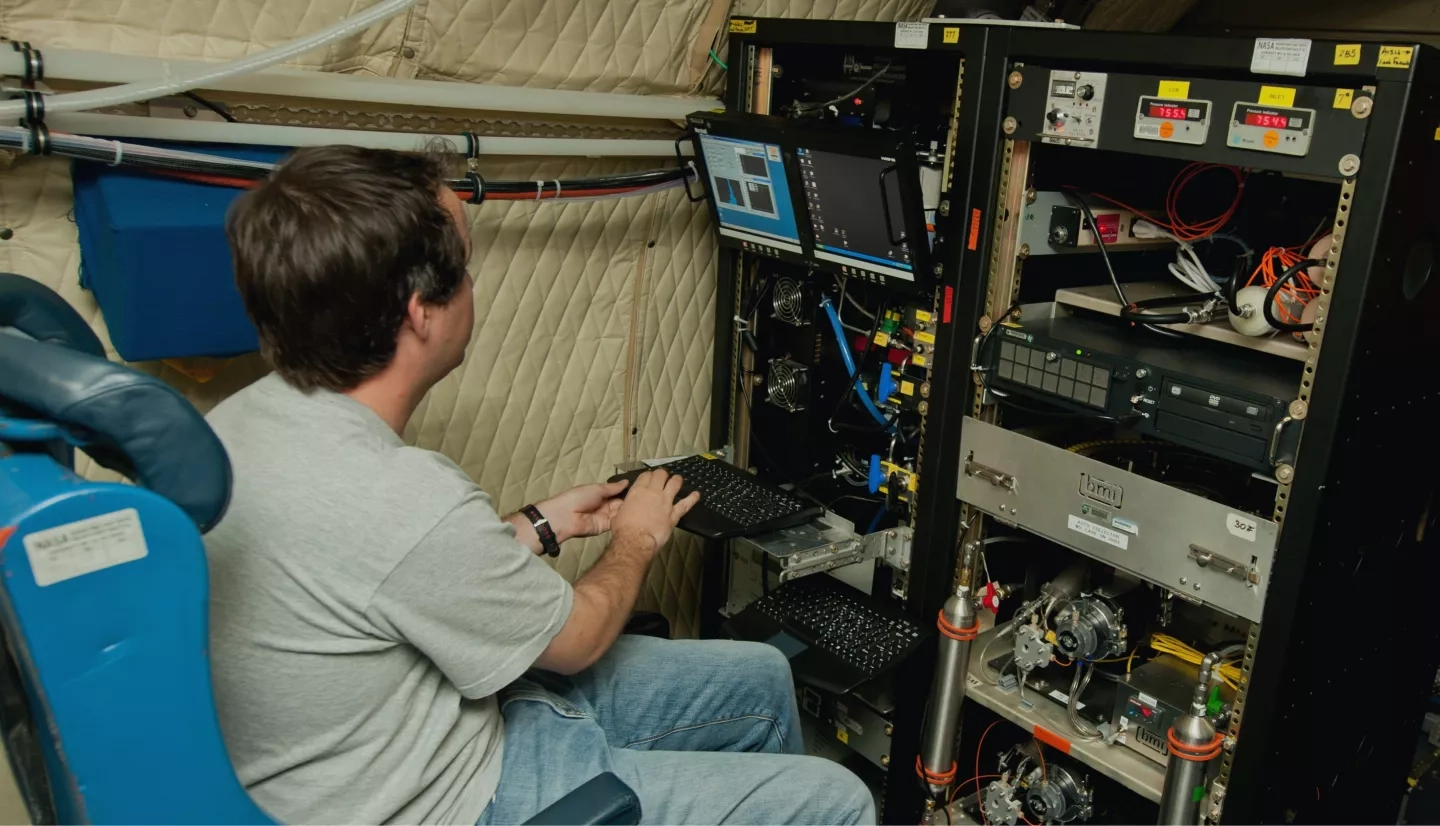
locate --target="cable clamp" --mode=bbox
[10,41,42,87]
[13,88,44,126]
[732,316,751,333]
[465,171,486,205]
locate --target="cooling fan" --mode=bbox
[765,358,810,413]
[771,277,811,326]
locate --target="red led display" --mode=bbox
[1245,111,1289,128]
[1148,104,1189,120]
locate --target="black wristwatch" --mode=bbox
[521,504,562,558]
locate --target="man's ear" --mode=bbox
[403,292,431,341]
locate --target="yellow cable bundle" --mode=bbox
[1149,634,1242,690]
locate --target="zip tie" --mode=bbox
[554,179,561,199]
[535,180,544,201]
[109,139,124,167]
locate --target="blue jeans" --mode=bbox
[480,635,875,825]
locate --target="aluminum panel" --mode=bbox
[956,417,1277,620]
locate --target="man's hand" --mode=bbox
[536,480,631,543]
[536,468,701,674]
[609,469,701,553]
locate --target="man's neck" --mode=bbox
[343,367,428,436]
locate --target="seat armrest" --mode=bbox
[523,772,641,826]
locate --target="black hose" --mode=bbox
[1262,258,1323,333]
[1118,291,1216,327]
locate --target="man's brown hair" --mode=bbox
[226,145,469,391]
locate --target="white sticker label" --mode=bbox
[1226,512,1259,542]
[1112,517,1139,536]
[893,22,930,50]
[23,509,149,586]
[1067,514,1130,550]
[1137,692,1159,707]
[1251,38,1313,77]
[1048,689,1085,711]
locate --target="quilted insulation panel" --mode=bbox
[1,0,933,94]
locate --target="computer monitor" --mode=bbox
[695,132,804,260]
[794,143,925,287]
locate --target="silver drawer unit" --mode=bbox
[956,418,1277,621]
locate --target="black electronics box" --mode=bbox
[986,305,1303,472]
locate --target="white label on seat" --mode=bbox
[23,508,149,586]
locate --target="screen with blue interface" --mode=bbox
[699,134,802,254]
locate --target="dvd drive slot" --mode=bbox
[955,417,1277,621]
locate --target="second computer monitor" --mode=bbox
[797,146,917,283]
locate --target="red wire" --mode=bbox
[1085,162,1246,242]
[976,719,1002,825]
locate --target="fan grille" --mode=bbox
[766,359,807,412]
[772,277,807,326]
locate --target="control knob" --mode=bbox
[1046,108,1067,127]
[1076,84,1095,101]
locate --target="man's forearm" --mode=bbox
[550,530,657,672]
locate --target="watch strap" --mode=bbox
[521,504,562,557]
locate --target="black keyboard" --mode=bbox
[726,575,929,694]
[609,454,823,539]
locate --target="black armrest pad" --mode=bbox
[523,772,641,826]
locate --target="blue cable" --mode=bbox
[866,503,887,534]
[820,298,897,432]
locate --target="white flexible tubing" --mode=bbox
[0,47,718,121]
[0,0,418,121]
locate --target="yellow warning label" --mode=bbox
[701,452,718,460]
[914,330,936,345]
[1334,44,1362,66]
[1157,80,1190,99]
[1434,126,1440,141]
[836,727,849,744]
[912,354,927,367]
[1258,85,1297,108]
[914,309,933,323]
[729,18,756,34]
[873,331,890,347]
[942,26,960,44]
[1378,45,1414,69]
[900,381,915,396]
[908,475,919,492]
[1333,89,1354,109]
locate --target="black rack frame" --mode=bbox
[706,19,1440,825]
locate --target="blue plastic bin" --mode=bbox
[71,144,286,361]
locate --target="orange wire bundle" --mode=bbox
[1247,245,1322,324]
[1088,162,1247,242]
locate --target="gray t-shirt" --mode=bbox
[203,374,573,824]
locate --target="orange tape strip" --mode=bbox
[1032,724,1071,754]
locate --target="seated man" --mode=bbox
[205,145,875,825]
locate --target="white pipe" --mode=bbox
[0,0,419,120]
[0,48,719,121]
[45,113,689,158]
